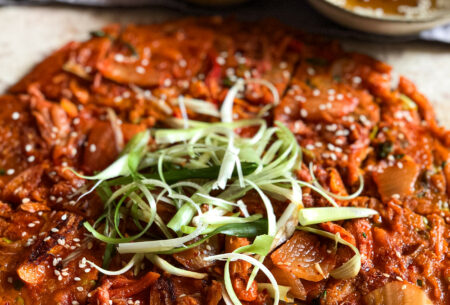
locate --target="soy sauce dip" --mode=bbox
[330,0,445,18]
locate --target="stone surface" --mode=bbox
[0,6,449,125]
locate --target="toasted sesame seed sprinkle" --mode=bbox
[11,112,20,120]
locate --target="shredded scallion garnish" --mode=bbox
[71,79,378,304]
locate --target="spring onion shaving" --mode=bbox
[71,78,378,304]
[297,226,361,279]
[205,253,279,305]
[309,163,364,201]
[298,207,378,226]
[145,254,207,279]
[257,283,293,303]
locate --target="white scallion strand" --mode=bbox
[85,253,143,276]
[205,253,280,305]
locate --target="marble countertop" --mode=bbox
[1,6,449,125]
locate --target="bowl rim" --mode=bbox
[318,0,450,23]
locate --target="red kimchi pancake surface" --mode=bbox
[0,17,448,305]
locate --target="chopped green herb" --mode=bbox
[222,76,234,88]
[122,41,139,58]
[369,125,379,140]
[400,94,417,110]
[417,191,426,198]
[15,297,25,305]
[0,168,5,176]
[301,147,316,160]
[394,153,405,160]
[362,232,367,238]
[377,141,393,159]
[2,237,12,244]
[90,30,113,40]
[306,57,329,67]
[417,279,423,287]
[442,161,447,169]
[322,290,327,299]
[333,75,342,83]
[13,278,24,291]
[305,79,316,89]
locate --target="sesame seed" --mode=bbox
[57,238,65,245]
[84,268,91,273]
[61,214,67,221]
[325,124,338,132]
[136,66,145,74]
[396,276,403,281]
[122,91,131,98]
[300,109,308,118]
[284,106,291,114]
[141,59,149,66]
[73,238,80,242]
[44,236,51,241]
[11,112,20,120]
[335,138,344,145]
[179,59,187,68]
[294,95,306,103]
[307,67,315,75]
[89,144,97,153]
[352,76,362,84]
[72,301,80,305]
[114,54,125,62]
[163,79,172,87]
[25,144,33,152]
[6,169,15,176]
[279,61,288,69]
[27,155,35,163]
[22,197,30,204]
[7,277,13,283]
[216,57,225,66]
[73,118,80,125]
[28,223,36,228]
[74,277,81,281]
[76,286,83,292]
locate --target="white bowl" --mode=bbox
[308,0,450,36]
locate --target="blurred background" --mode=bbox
[0,0,449,124]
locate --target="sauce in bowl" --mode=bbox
[332,0,445,17]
